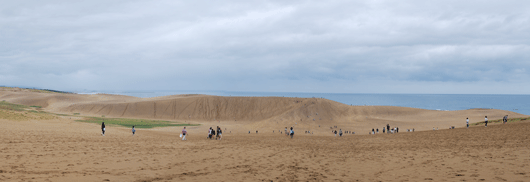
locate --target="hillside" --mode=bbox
[0,88,526,132]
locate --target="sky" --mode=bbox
[1,0,529,94]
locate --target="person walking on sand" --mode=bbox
[339,129,343,137]
[208,127,213,139]
[101,122,105,136]
[503,115,508,124]
[386,124,390,134]
[132,126,136,136]
[218,127,222,140]
[466,118,469,128]
[216,126,221,140]
[182,127,187,141]
[285,127,288,136]
[485,116,488,127]
[334,130,337,137]
[290,127,294,138]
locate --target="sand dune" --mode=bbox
[0,89,526,134]
[1,88,530,181]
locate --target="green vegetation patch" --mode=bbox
[0,101,28,111]
[30,105,42,108]
[75,117,198,128]
[472,117,530,126]
[29,110,47,114]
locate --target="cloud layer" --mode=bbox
[1,0,529,94]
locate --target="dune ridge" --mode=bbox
[0,88,526,132]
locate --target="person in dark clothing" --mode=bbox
[485,116,488,127]
[290,127,294,138]
[216,126,222,140]
[101,122,106,136]
[386,124,390,133]
[212,128,216,138]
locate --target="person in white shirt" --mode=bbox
[485,116,488,127]
[182,127,187,141]
[466,118,469,128]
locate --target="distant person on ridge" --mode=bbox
[466,118,469,128]
[485,116,488,127]
[182,127,187,141]
[101,122,105,136]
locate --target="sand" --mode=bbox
[1,116,530,181]
[0,89,525,133]
[1,88,529,181]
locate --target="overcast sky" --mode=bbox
[1,0,529,94]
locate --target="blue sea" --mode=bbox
[79,91,530,115]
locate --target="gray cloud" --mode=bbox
[1,0,529,94]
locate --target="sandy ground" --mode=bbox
[1,88,529,181]
[1,116,529,182]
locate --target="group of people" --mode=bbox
[100,122,189,141]
[283,127,294,138]
[332,129,353,136]
[98,115,509,141]
[366,124,402,134]
[466,115,505,128]
[333,129,343,136]
[208,126,222,140]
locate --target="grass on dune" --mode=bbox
[0,101,28,111]
[0,101,57,121]
[76,117,198,128]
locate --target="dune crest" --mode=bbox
[0,89,526,132]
